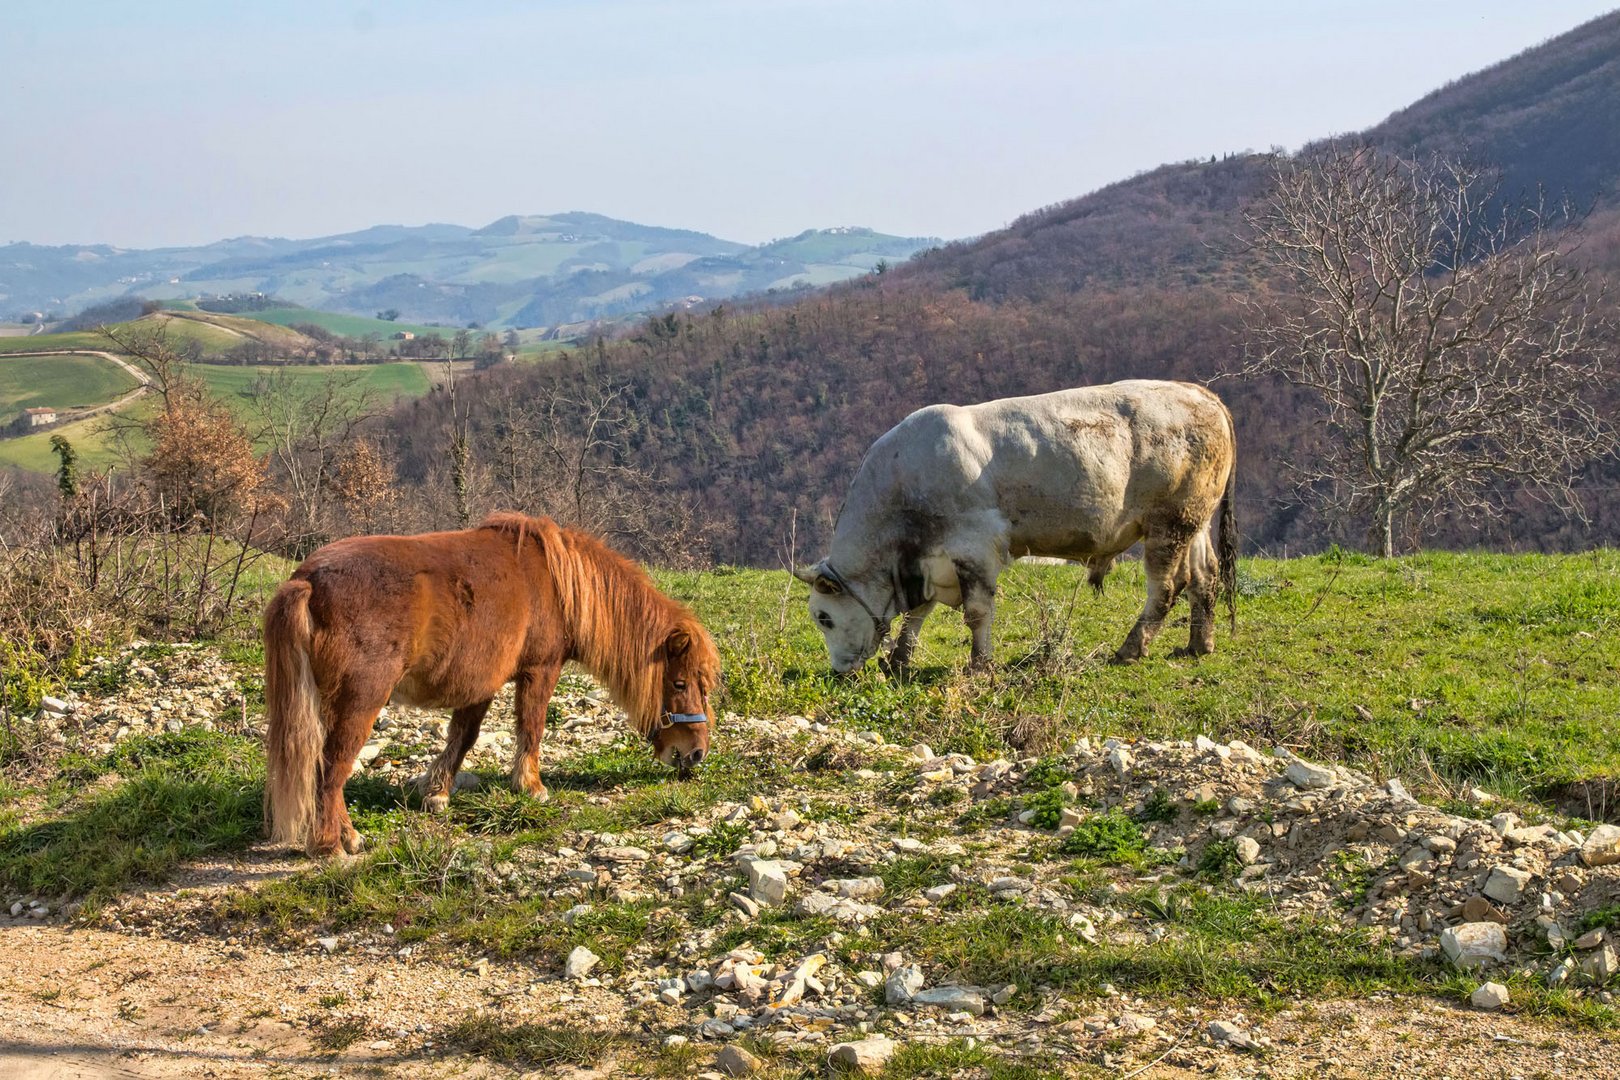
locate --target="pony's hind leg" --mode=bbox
[310,685,391,859]
[511,661,562,801]
[419,700,492,813]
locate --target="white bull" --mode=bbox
[795,380,1237,672]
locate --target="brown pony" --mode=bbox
[262,512,720,859]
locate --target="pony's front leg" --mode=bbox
[511,661,562,801]
[419,700,491,813]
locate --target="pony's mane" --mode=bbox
[479,512,718,736]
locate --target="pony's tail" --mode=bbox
[263,579,323,849]
[1217,428,1239,634]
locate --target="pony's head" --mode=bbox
[647,622,720,776]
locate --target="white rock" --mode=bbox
[1581,944,1619,985]
[741,858,788,906]
[909,743,935,761]
[663,831,695,854]
[1470,982,1510,1010]
[1483,865,1533,905]
[1285,760,1334,790]
[923,883,957,903]
[697,1018,735,1039]
[564,945,600,979]
[885,965,923,1004]
[1108,746,1133,779]
[828,1037,898,1074]
[911,986,985,1015]
[1233,836,1262,865]
[824,876,884,900]
[316,936,339,953]
[356,742,382,765]
[1440,922,1508,968]
[728,891,760,918]
[797,891,881,924]
[1580,824,1620,867]
[39,696,70,715]
[1208,1019,1254,1049]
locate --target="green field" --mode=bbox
[0,353,138,414]
[247,306,467,341]
[0,361,431,473]
[195,360,431,408]
[0,329,116,354]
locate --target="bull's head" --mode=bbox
[794,560,889,674]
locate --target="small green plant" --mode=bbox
[1138,787,1177,823]
[1198,838,1242,880]
[1022,787,1068,829]
[1058,809,1147,859]
[691,820,750,859]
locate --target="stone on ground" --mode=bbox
[1581,823,1620,867]
[828,1037,898,1074]
[714,1043,763,1076]
[1470,982,1510,1010]
[564,945,600,979]
[1440,922,1508,968]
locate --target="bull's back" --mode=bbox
[910,382,1230,557]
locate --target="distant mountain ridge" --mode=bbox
[0,215,938,330]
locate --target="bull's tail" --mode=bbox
[1217,426,1238,634]
[263,579,323,849]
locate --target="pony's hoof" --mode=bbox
[341,829,366,855]
[425,794,450,814]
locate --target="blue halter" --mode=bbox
[665,712,709,725]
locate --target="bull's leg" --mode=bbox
[881,602,937,675]
[510,661,562,801]
[1114,533,1191,664]
[310,676,393,858]
[958,565,999,672]
[419,700,492,814]
[1175,530,1218,657]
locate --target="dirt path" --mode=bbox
[2,910,1614,1078]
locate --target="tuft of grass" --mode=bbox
[443,1013,622,1068]
[0,731,262,905]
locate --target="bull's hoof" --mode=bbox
[878,655,911,679]
[1170,644,1213,659]
[1109,650,1141,666]
[424,793,450,814]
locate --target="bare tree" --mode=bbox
[1240,146,1616,556]
[246,369,377,553]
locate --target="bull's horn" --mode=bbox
[792,564,822,585]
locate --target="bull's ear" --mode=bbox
[665,627,692,657]
[791,564,821,585]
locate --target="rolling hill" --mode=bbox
[0,214,938,332]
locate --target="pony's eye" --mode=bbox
[673,680,687,691]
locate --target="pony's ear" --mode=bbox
[665,627,692,657]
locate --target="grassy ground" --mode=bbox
[247,306,466,341]
[666,551,1620,804]
[0,353,138,413]
[195,360,431,408]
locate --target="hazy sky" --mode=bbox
[4,1,1615,249]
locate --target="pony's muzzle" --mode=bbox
[674,747,705,778]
